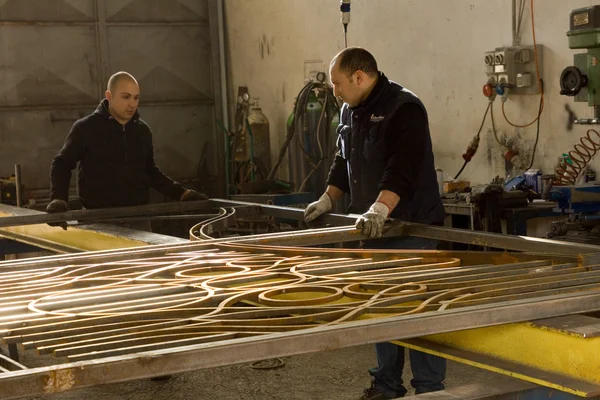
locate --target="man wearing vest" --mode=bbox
[304,47,447,399]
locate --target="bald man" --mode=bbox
[47,72,205,229]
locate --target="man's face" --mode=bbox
[330,63,362,107]
[106,80,140,123]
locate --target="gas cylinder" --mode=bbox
[288,88,339,193]
[247,99,271,168]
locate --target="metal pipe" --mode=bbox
[512,0,517,47]
[13,164,21,208]
[0,200,214,228]
[71,214,218,224]
[397,222,600,256]
[1,200,599,272]
[209,199,600,256]
[93,0,108,99]
[217,0,230,197]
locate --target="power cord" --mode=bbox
[527,79,544,170]
[454,102,492,180]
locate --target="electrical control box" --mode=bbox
[484,45,543,95]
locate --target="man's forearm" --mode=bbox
[49,159,73,202]
[325,185,345,203]
[375,189,400,216]
[149,167,185,200]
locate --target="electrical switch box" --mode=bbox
[483,45,543,95]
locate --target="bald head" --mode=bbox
[107,71,138,92]
[105,71,140,125]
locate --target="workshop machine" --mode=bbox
[559,5,600,121]
[543,5,600,242]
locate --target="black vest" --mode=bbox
[337,76,446,224]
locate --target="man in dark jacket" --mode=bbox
[47,71,205,229]
[304,48,446,399]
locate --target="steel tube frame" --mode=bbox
[13,164,22,208]
[2,289,600,399]
[210,199,600,256]
[0,200,214,228]
[1,204,599,274]
[2,198,599,257]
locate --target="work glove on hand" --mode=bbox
[355,202,390,239]
[45,199,69,230]
[304,192,332,223]
[180,189,208,201]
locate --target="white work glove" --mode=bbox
[304,192,333,223]
[355,202,390,239]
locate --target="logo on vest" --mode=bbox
[370,114,385,122]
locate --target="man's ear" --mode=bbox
[105,90,112,101]
[355,70,365,86]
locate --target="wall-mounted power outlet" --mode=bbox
[484,45,543,95]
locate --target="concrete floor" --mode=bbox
[16,344,502,400]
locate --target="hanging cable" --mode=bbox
[298,92,329,192]
[267,81,339,184]
[490,101,510,150]
[454,102,492,180]
[502,0,544,128]
[267,82,317,181]
[527,79,544,170]
[454,161,468,181]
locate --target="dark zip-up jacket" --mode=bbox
[50,99,186,209]
[326,73,446,224]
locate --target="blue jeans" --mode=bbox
[362,236,447,398]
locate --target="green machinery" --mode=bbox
[560,5,600,122]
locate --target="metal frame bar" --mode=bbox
[0,201,213,228]
[208,199,600,256]
[0,202,598,272]
[1,289,600,399]
[208,0,228,198]
[3,198,598,258]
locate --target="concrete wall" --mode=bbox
[224,0,599,187]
